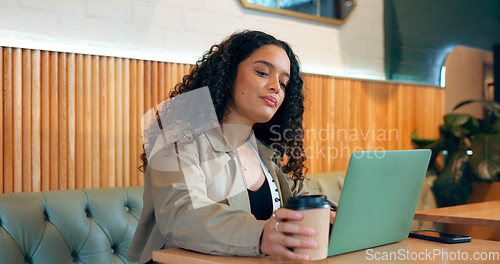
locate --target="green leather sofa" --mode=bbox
[0,186,143,264]
[0,172,437,264]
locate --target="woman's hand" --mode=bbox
[259,208,317,261]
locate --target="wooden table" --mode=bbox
[153,238,500,263]
[414,200,500,228]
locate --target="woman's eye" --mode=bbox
[280,82,287,89]
[256,70,268,76]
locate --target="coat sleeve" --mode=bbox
[281,172,308,198]
[149,140,267,257]
[272,155,308,198]
[289,177,309,197]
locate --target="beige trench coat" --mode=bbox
[128,128,306,264]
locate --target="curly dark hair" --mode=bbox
[140,30,307,180]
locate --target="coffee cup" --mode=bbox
[284,195,331,260]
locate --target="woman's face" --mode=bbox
[227,44,290,126]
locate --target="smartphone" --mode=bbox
[409,230,471,244]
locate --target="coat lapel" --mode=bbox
[204,128,252,213]
[204,128,291,212]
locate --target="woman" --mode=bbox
[129,30,328,263]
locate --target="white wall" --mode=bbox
[0,0,385,80]
[444,46,493,119]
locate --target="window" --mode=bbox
[241,0,355,25]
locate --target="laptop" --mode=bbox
[327,149,431,256]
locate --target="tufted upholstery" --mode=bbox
[305,171,346,204]
[0,186,143,264]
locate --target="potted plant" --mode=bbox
[412,100,500,208]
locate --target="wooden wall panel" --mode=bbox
[99,56,107,189]
[58,53,67,190]
[22,49,32,192]
[32,50,41,192]
[84,54,92,189]
[49,52,58,191]
[41,51,50,191]
[67,53,76,190]
[302,76,443,173]
[13,48,22,193]
[136,60,145,187]
[107,57,116,187]
[123,59,131,187]
[0,47,3,193]
[0,47,444,193]
[3,48,13,193]
[116,58,124,187]
[129,60,138,187]
[75,54,84,190]
[91,56,99,188]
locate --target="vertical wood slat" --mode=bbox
[333,78,342,171]
[116,58,123,187]
[130,60,138,186]
[107,57,116,187]
[170,63,178,96]
[387,84,397,151]
[99,57,107,188]
[13,48,23,193]
[151,61,158,107]
[91,56,100,188]
[123,59,131,186]
[144,61,151,113]
[75,54,84,189]
[49,52,59,190]
[59,53,68,190]
[158,62,165,103]
[40,51,50,191]
[22,49,32,192]
[165,63,172,96]
[327,77,335,172]
[84,54,92,189]
[68,53,76,190]
[0,46,445,193]
[0,47,3,193]
[179,64,188,82]
[32,50,41,192]
[3,48,13,193]
[137,60,145,186]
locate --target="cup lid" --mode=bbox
[284,195,331,210]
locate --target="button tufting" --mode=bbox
[85,208,90,217]
[110,248,115,254]
[125,206,130,212]
[43,211,49,221]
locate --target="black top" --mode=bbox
[247,178,273,220]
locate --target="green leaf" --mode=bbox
[431,151,473,207]
[453,100,500,118]
[411,131,446,173]
[469,133,500,182]
[411,130,438,147]
[444,113,472,127]
[443,113,480,137]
